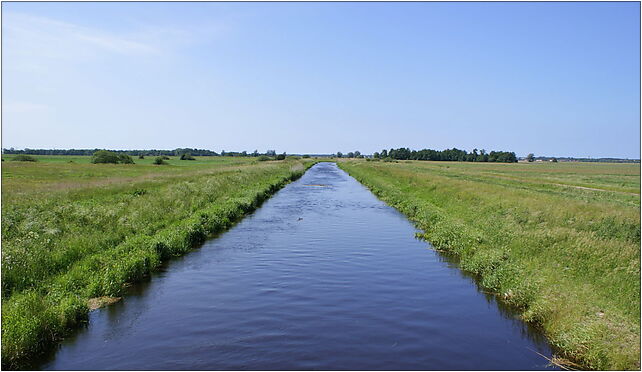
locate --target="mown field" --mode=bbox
[1,155,315,368]
[338,160,640,370]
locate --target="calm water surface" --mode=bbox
[42,162,557,370]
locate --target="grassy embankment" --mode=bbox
[1,155,315,368]
[339,160,640,370]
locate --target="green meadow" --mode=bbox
[338,160,640,370]
[1,155,315,368]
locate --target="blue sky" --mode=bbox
[2,2,640,157]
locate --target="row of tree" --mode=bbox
[373,148,518,163]
[335,151,364,158]
[2,148,287,157]
[2,148,220,156]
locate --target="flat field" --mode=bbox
[339,160,640,370]
[1,155,313,368]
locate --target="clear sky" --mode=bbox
[2,2,640,158]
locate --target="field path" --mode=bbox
[550,182,640,196]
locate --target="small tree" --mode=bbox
[336,152,343,158]
[276,153,286,160]
[92,150,133,164]
[153,156,167,165]
[180,153,195,160]
[91,150,119,164]
[527,153,535,162]
[118,154,135,164]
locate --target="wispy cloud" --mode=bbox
[3,12,159,63]
[2,101,50,114]
[3,11,231,75]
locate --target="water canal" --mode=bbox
[41,162,557,370]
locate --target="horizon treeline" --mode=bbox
[1,148,281,157]
[373,148,518,163]
[4,148,638,163]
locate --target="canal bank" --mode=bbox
[3,160,315,370]
[337,160,640,370]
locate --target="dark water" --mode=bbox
[41,162,557,370]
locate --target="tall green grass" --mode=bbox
[1,156,315,368]
[338,160,640,370]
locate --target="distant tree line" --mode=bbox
[335,151,363,158]
[2,148,221,156]
[372,148,517,163]
[528,156,640,163]
[1,148,291,157]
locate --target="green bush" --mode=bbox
[132,189,147,196]
[276,154,286,160]
[302,154,311,158]
[258,155,271,161]
[91,151,119,164]
[153,157,167,165]
[180,153,195,160]
[91,151,134,164]
[11,155,37,162]
[138,155,145,159]
[118,154,134,164]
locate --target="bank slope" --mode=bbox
[2,157,315,369]
[339,160,640,370]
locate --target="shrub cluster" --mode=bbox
[91,151,134,164]
[180,153,195,161]
[11,155,37,162]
